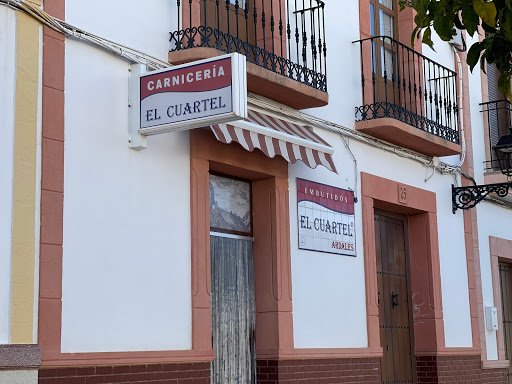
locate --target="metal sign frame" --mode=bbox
[129,53,247,150]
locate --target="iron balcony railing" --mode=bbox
[354,36,460,145]
[480,100,512,172]
[170,0,327,91]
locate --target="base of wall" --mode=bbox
[416,355,508,384]
[38,363,211,384]
[0,370,39,384]
[36,355,509,383]
[256,358,381,384]
[0,344,41,384]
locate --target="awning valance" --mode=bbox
[211,110,336,173]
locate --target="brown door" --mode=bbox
[375,213,415,384]
[499,263,512,384]
[202,0,256,49]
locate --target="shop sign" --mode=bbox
[135,53,247,136]
[297,178,356,256]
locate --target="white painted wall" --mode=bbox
[463,32,512,360]
[290,130,367,348]
[66,0,176,63]
[61,40,191,353]
[0,6,17,345]
[60,0,478,351]
[291,1,473,348]
[290,125,473,348]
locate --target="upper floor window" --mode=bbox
[370,0,398,39]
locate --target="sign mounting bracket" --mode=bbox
[128,63,148,151]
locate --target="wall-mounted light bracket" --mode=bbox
[452,182,512,213]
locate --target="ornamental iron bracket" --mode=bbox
[452,182,512,213]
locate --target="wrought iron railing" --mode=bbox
[481,100,512,172]
[354,36,460,145]
[170,0,327,91]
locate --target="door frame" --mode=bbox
[489,236,512,368]
[190,127,294,359]
[361,172,450,357]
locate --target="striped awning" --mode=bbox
[211,110,336,173]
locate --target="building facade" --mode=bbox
[1,0,512,383]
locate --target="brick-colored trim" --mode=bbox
[456,32,485,359]
[39,0,66,361]
[354,118,462,157]
[190,128,294,359]
[260,347,383,360]
[490,236,512,364]
[39,363,210,384]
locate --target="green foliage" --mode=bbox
[399,0,512,98]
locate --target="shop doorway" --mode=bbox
[499,262,512,384]
[209,173,256,384]
[374,212,415,384]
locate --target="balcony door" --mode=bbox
[202,0,257,51]
[370,0,400,112]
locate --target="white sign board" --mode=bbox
[129,53,247,143]
[297,178,356,256]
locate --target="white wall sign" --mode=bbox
[297,178,356,256]
[129,53,247,143]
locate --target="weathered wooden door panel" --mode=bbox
[375,213,415,384]
[211,236,256,384]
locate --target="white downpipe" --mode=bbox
[454,47,466,169]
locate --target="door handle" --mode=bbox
[391,291,399,309]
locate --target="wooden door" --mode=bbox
[375,213,415,384]
[499,263,512,384]
[202,0,256,49]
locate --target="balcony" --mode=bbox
[169,0,328,109]
[354,36,461,157]
[481,100,512,185]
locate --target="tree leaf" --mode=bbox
[433,12,456,40]
[473,0,497,28]
[467,41,484,71]
[422,27,435,49]
[501,11,512,40]
[498,73,512,98]
[461,5,479,36]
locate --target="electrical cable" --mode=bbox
[0,0,170,70]
[3,0,510,210]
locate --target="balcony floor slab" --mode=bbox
[168,47,328,110]
[355,118,462,157]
